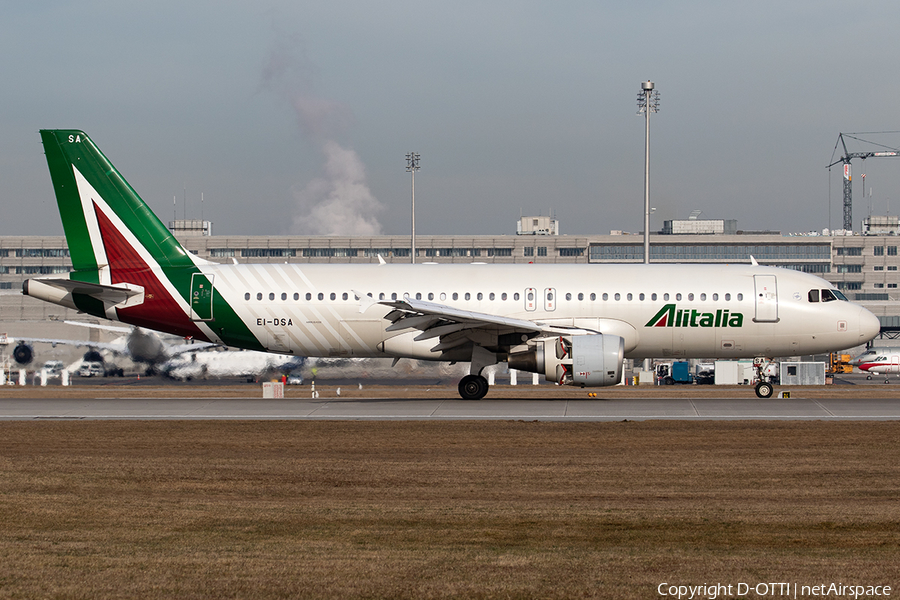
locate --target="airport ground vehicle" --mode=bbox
[657,361,694,385]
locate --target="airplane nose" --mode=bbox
[858,307,881,343]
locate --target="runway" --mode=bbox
[3,395,900,420]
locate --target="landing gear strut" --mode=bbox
[459,374,489,400]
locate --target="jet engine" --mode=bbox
[13,342,34,365]
[508,334,624,387]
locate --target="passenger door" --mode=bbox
[753,275,778,323]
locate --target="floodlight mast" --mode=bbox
[637,81,659,264]
[406,152,421,264]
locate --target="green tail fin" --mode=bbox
[40,130,197,276]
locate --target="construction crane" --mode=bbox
[827,132,900,231]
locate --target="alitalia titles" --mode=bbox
[645,304,744,328]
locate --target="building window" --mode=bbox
[875,246,885,256]
[890,246,898,256]
[559,247,585,257]
[537,247,547,257]
[524,247,534,257]
[835,247,863,256]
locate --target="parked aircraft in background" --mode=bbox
[5,322,216,373]
[23,130,881,398]
[851,347,900,381]
[160,348,303,381]
[849,346,900,368]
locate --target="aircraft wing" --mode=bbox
[376,296,592,352]
[8,336,127,354]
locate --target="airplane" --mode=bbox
[4,321,217,372]
[159,348,303,381]
[848,346,900,368]
[849,347,900,381]
[22,130,881,399]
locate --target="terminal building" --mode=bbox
[2,216,900,345]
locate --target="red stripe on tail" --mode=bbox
[95,203,211,341]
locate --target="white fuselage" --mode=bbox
[186,262,879,361]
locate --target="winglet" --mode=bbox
[749,255,759,266]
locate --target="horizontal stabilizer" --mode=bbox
[24,277,144,309]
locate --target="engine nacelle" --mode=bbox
[13,342,34,365]
[508,334,624,387]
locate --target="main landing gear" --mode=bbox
[459,374,489,400]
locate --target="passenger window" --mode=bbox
[808,289,820,303]
[514,292,520,301]
[578,293,584,301]
[465,293,471,301]
[391,292,398,300]
[416,292,422,300]
[603,293,609,301]
[737,293,743,301]
[269,293,275,301]
[676,293,682,301]
[688,293,694,301]
[614,293,621,301]
[700,293,706,301]
[342,292,348,300]
[712,293,718,301]
[318,293,324,301]
[566,293,572,301]
[244,293,250,301]
[379,293,385,300]
[294,293,300,301]
[428,293,434,300]
[725,293,731,301]
[663,293,670,301]
[501,292,507,301]
[306,293,312,301]
[651,293,657,301]
[590,293,596,301]
[627,293,633,301]
[257,293,263,301]
[639,293,644,301]
[477,292,483,300]
[489,292,495,300]
[330,292,336,300]
[440,293,446,300]
[281,292,287,301]
[452,292,458,301]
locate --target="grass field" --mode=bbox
[1,420,898,598]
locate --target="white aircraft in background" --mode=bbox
[4,321,216,373]
[849,346,900,368]
[23,130,881,398]
[850,347,900,380]
[160,348,303,381]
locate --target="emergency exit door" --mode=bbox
[190,273,214,321]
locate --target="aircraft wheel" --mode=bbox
[459,374,489,400]
[867,375,872,380]
[755,381,774,398]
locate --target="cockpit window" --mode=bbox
[808,289,820,303]
[831,289,848,301]
[821,289,838,302]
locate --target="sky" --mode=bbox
[3,0,900,238]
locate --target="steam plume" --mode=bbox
[261,30,384,235]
